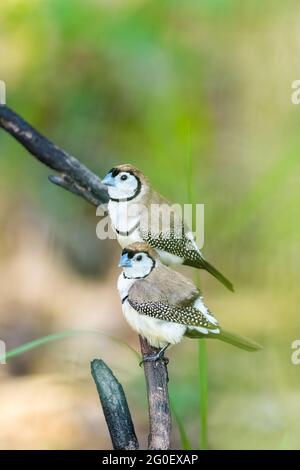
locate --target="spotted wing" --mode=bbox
[127,277,217,329]
[139,197,233,291]
[139,195,204,263]
[143,229,204,264]
[143,229,234,291]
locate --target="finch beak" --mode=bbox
[102,172,116,187]
[119,253,133,268]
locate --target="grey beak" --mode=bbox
[102,172,116,187]
[119,253,133,268]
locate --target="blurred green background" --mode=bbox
[0,0,299,449]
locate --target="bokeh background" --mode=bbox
[0,0,299,450]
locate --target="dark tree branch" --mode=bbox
[0,104,171,450]
[91,359,139,450]
[140,337,171,450]
[0,105,109,207]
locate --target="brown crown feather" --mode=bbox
[122,241,159,260]
[112,164,149,185]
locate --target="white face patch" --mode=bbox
[123,252,154,279]
[108,171,139,200]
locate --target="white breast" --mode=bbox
[117,272,135,300]
[108,200,140,232]
[117,273,186,348]
[122,300,186,349]
[108,200,143,248]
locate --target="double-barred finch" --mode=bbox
[102,164,234,291]
[117,242,261,363]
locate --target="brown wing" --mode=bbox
[141,191,234,292]
[127,270,216,329]
[129,264,199,308]
[140,190,205,263]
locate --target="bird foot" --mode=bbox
[139,352,169,367]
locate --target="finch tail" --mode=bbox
[185,258,234,292]
[202,260,234,292]
[217,329,262,352]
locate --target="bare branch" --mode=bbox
[91,359,139,450]
[0,105,109,207]
[140,337,171,450]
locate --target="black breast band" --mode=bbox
[115,221,140,237]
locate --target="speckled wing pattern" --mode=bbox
[139,191,234,291]
[139,191,204,263]
[127,266,216,329]
[142,229,204,264]
[139,199,203,263]
[128,298,217,329]
[141,228,234,292]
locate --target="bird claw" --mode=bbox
[162,356,169,366]
[139,353,169,367]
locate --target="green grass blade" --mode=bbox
[170,400,192,450]
[198,339,208,449]
[185,135,209,450]
[0,329,140,363]
[193,272,208,449]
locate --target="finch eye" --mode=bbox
[136,255,142,261]
[120,174,128,181]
